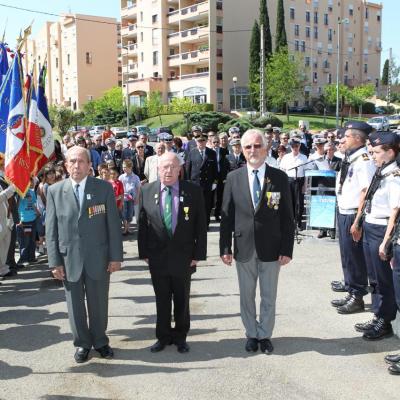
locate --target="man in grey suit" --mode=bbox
[46,146,123,363]
[220,129,295,354]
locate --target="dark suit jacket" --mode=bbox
[138,180,207,277]
[220,164,295,262]
[185,147,218,191]
[215,147,230,181]
[145,144,154,157]
[46,176,123,282]
[326,156,342,172]
[226,153,246,171]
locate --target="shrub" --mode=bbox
[362,102,376,114]
[188,112,232,132]
[218,118,254,134]
[252,113,283,128]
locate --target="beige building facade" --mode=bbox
[121,0,382,112]
[24,14,119,110]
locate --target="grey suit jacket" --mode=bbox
[46,176,123,282]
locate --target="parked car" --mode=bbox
[388,115,400,129]
[367,116,390,131]
[89,125,106,136]
[375,107,386,115]
[111,127,128,139]
[148,128,158,142]
[135,125,151,136]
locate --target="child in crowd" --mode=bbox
[36,165,56,255]
[109,167,124,216]
[119,159,141,235]
[17,177,40,264]
[98,163,110,181]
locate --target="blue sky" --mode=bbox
[0,0,397,71]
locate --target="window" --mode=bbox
[290,8,295,19]
[305,57,310,67]
[140,32,143,42]
[301,41,305,52]
[306,11,310,23]
[55,57,58,68]
[85,52,92,64]
[328,73,332,84]
[364,63,368,73]
[152,14,158,23]
[152,28,160,45]
[349,6,353,16]
[328,28,333,41]
[314,26,318,39]
[153,51,158,65]
[365,7,369,19]
[294,40,299,51]
[314,11,318,24]
[67,54,70,65]
[324,13,328,25]
[345,61,349,72]
[306,26,310,38]
[141,52,144,62]
[313,72,318,83]
[294,24,299,36]
[377,14,381,22]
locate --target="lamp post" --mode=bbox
[232,76,238,111]
[122,45,130,132]
[336,18,349,128]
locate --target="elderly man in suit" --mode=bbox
[185,133,218,227]
[144,142,166,183]
[220,129,295,354]
[138,152,207,353]
[46,146,123,363]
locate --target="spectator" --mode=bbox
[108,167,124,218]
[144,142,166,183]
[101,125,115,145]
[139,133,155,157]
[133,141,148,184]
[119,159,141,236]
[98,163,110,181]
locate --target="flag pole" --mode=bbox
[1,18,8,43]
[16,20,34,52]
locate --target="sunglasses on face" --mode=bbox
[136,146,144,149]
[243,144,262,150]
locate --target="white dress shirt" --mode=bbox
[70,176,88,209]
[247,163,266,208]
[279,152,308,178]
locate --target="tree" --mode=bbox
[259,0,272,59]
[48,105,76,136]
[348,84,375,117]
[382,59,389,85]
[266,50,305,121]
[145,91,163,125]
[323,83,351,109]
[275,0,287,52]
[249,20,261,109]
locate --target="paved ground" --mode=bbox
[1,224,400,400]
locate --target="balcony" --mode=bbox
[167,25,209,45]
[168,71,209,81]
[167,49,209,67]
[121,2,137,18]
[121,23,137,38]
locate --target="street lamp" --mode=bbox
[336,18,349,128]
[122,45,130,132]
[232,76,238,111]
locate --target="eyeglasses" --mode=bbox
[136,146,144,149]
[163,139,173,142]
[243,144,262,150]
[212,142,220,144]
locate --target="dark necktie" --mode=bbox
[74,184,80,209]
[252,170,261,207]
[163,187,172,237]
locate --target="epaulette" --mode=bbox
[362,153,370,161]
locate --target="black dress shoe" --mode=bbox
[317,230,327,239]
[337,295,364,314]
[74,347,90,363]
[4,269,17,277]
[331,282,347,292]
[176,342,190,353]
[259,339,274,354]
[388,362,400,375]
[363,318,393,340]
[95,344,114,359]
[354,316,378,333]
[331,293,351,308]
[385,354,400,365]
[245,338,258,352]
[150,340,168,353]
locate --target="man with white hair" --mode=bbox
[220,129,294,354]
[144,142,166,183]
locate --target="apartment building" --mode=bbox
[120,0,382,111]
[24,14,119,110]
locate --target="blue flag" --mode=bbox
[0,43,9,88]
[0,54,12,154]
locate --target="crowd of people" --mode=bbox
[1,120,400,375]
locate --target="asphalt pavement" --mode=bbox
[1,224,400,400]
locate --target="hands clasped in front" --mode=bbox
[220,254,291,266]
[52,261,122,281]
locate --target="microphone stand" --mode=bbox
[287,158,322,243]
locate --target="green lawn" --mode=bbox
[139,114,185,129]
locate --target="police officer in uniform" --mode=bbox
[332,121,376,314]
[226,139,246,171]
[353,131,400,341]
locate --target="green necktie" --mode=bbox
[163,186,172,236]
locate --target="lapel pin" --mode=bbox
[86,194,91,200]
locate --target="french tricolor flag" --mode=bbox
[4,52,30,197]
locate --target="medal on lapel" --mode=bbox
[154,193,159,205]
[183,206,189,221]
